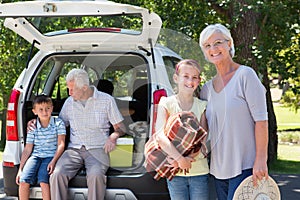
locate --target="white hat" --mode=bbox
[233,175,281,200]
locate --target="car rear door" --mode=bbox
[0,0,162,52]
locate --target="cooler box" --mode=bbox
[110,137,134,167]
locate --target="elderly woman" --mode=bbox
[199,24,269,200]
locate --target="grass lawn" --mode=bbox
[274,104,300,130]
[277,144,300,161]
[268,103,300,174]
[269,144,300,174]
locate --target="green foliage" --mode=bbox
[257,1,300,110]
[0,18,31,109]
[0,0,299,113]
[280,90,300,112]
[115,1,300,99]
[113,0,299,163]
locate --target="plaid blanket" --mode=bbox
[144,111,207,180]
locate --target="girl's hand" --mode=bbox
[177,156,195,174]
[165,156,179,169]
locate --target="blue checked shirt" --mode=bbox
[26,116,66,158]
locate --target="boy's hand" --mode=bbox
[15,171,21,185]
[48,160,58,174]
[27,119,37,132]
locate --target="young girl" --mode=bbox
[155,59,209,200]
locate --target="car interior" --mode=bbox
[23,53,151,175]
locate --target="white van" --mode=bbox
[0,1,182,199]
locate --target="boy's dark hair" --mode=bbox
[32,94,53,108]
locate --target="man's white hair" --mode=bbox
[66,68,89,89]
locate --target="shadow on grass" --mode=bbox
[269,159,300,174]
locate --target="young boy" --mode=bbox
[16,94,66,200]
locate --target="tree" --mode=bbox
[115,0,300,162]
[0,0,299,160]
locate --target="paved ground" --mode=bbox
[0,169,299,199]
[0,163,17,200]
[271,174,300,199]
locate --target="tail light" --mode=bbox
[153,89,167,104]
[6,89,20,141]
[152,89,167,135]
[3,162,15,167]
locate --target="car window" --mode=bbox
[28,15,143,37]
[31,59,55,98]
[99,65,147,100]
[52,62,80,100]
[30,54,149,113]
[163,56,180,90]
[86,67,98,84]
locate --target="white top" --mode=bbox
[59,86,123,150]
[159,95,209,176]
[200,66,268,179]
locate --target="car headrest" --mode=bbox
[97,79,114,95]
[132,79,148,102]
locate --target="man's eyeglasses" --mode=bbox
[203,39,229,50]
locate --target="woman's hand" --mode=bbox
[252,159,268,186]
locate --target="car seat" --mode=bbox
[130,78,149,122]
[96,79,114,95]
[95,79,115,134]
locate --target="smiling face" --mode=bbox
[203,32,232,65]
[174,63,201,94]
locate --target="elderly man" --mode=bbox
[50,68,126,200]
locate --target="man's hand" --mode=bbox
[104,135,117,153]
[27,119,37,132]
[104,122,125,153]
